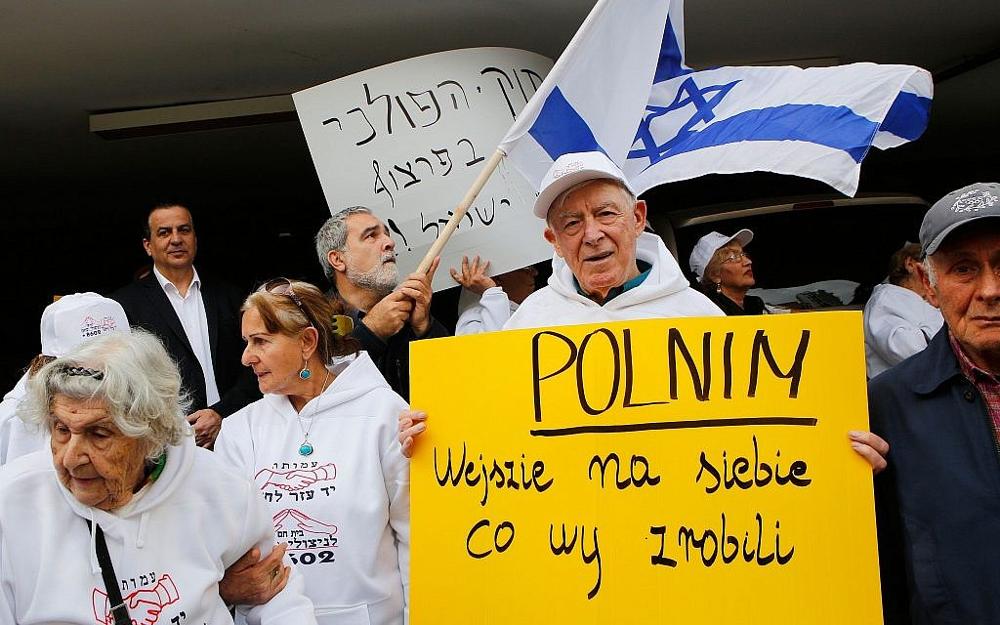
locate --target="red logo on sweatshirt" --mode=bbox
[273,509,339,551]
[92,573,179,625]
[255,462,336,492]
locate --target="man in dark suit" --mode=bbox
[112,203,258,447]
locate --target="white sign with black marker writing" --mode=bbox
[294,48,555,291]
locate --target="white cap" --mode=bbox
[39,293,130,357]
[533,151,636,218]
[688,229,754,282]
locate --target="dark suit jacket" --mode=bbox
[111,272,259,417]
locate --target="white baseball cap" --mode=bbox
[688,229,754,282]
[40,293,131,357]
[533,151,636,219]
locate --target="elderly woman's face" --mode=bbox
[50,394,149,511]
[241,306,308,396]
[715,243,755,290]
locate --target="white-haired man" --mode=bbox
[504,151,723,328]
[870,182,1000,624]
[315,206,449,400]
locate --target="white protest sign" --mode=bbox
[294,48,554,291]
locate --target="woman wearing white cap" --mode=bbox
[688,230,766,315]
[0,293,130,465]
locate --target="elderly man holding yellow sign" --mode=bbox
[400,151,889,471]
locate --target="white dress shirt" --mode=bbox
[153,266,221,406]
[863,282,944,378]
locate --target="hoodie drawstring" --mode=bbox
[88,509,102,574]
[136,511,149,549]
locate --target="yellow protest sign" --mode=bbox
[410,312,881,624]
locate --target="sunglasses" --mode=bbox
[261,278,354,337]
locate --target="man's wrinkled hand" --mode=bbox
[219,544,290,606]
[398,410,427,458]
[398,256,440,336]
[362,291,414,340]
[188,409,222,448]
[849,430,890,474]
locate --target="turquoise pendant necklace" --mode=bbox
[296,415,315,456]
[295,368,331,457]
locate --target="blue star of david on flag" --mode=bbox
[500,0,933,199]
[629,77,740,167]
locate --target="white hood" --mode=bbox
[56,435,197,574]
[546,231,694,307]
[258,352,391,419]
[505,232,722,329]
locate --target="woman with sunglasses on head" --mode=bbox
[215,278,409,625]
[688,230,766,316]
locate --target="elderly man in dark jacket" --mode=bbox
[869,182,1000,625]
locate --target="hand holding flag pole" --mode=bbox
[417,0,931,274]
[414,0,671,274]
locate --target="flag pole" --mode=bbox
[415,148,506,274]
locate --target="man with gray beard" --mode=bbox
[316,206,449,400]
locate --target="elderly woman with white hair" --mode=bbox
[0,330,316,625]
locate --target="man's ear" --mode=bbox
[142,239,152,258]
[327,249,347,273]
[633,199,648,234]
[915,259,939,307]
[543,227,564,258]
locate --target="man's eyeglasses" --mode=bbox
[720,251,750,264]
[261,278,354,337]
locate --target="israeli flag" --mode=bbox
[623,9,933,196]
[498,0,677,190]
[500,0,931,198]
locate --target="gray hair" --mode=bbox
[922,256,938,288]
[547,178,636,225]
[315,206,373,281]
[18,329,191,459]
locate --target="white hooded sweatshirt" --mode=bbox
[505,232,723,329]
[0,436,316,625]
[455,287,517,335]
[863,282,944,378]
[215,352,409,625]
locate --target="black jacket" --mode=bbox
[111,272,260,417]
[349,308,450,401]
[705,289,766,316]
[869,327,1000,625]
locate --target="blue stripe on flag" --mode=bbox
[628,103,880,167]
[653,16,690,84]
[527,87,606,160]
[880,92,931,140]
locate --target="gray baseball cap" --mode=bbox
[920,182,1000,255]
